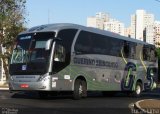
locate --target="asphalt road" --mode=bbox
[0,90,160,114]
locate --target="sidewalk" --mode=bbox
[0,86,9,90]
[0,82,9,90]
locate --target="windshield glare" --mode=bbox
[11,32,54,64]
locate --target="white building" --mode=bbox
[124,27,131,37]
[154,21,160,47]
[104,19,125,36]
[130,14,136,38]
[87,12,109,30]
[87,17,97,28]
[130,10,155,43]
[136,10,145,41]
[87,12,125,36]
[95,12,110,22]
[146,25,155,44]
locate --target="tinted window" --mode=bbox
[52,29,77,73]
[143,45,150,61]
[91,34,110,55]
[123,41,137,59]
[74,31,92,54]
[54,44,66,62]
[143,45,156,62]
[130,43,136,59]
[110,38,122,56]
[75,31,122,56]
[135,44,143,60]
[57,29,77,63]
[150,47,156,62]
[123,41,130,58]
[52,44,66,73]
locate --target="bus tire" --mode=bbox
[73,79,87,100]
[82,80,87,98]
[132,82,142,97]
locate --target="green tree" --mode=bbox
[156,48,160,82]
[0,0,26,80]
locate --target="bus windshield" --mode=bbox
[11,38,49,64]
[10,32,55,75]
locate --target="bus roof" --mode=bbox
[21,23,152,46]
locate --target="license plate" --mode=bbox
[20,84,29,88]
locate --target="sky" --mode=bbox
[26,0,160,28]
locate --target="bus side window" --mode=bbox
[143,46,150,61]
[130,43,136,59]
[150,48,156,62]
[54,44,66,62]
[123,41,129,58]
[143,48,147,61]
[74,31,92,54]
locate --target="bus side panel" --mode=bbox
[70,54,125,91]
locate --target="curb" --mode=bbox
[134,99,147,114]
[0,87,9,90]
[134,99,159,114]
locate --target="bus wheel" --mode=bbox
[132,82,142,97]
[73,79,87,100]
[82,80,87,98]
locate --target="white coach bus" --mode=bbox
[9,23,158,99]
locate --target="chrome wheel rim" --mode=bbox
[79,84,83,94]
[136,85,141,95]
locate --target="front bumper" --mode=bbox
[9,80,51,91]
[9,79,73,91]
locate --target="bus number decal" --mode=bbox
[121,62,136,91]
